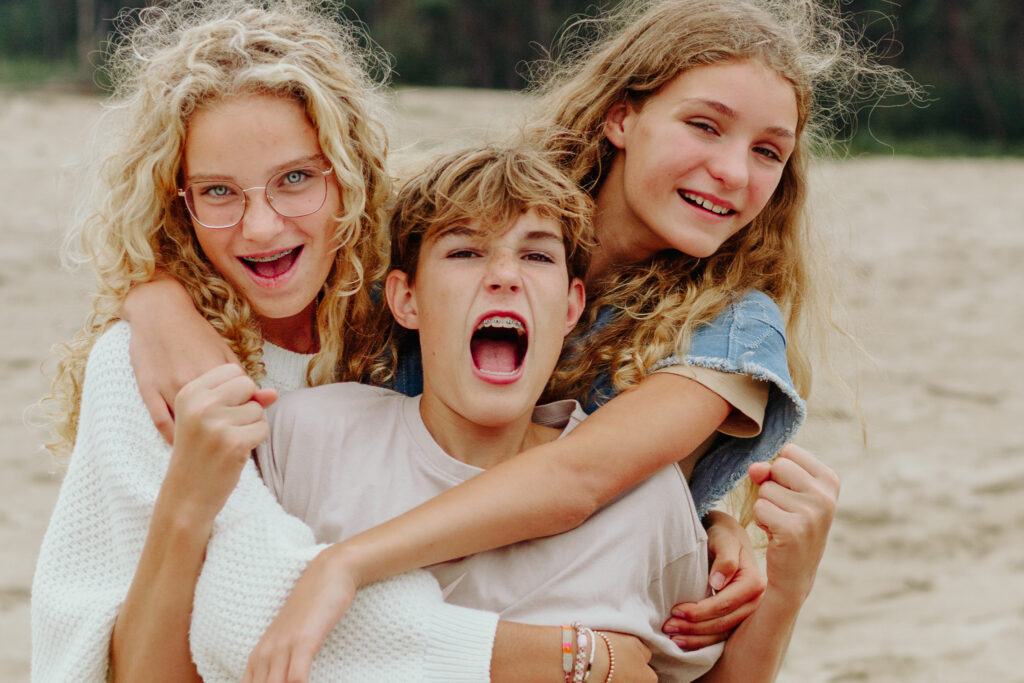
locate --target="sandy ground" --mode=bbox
[1,88,1022,682]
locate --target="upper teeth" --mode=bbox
[477,316,525,334]
[242,247,297,263]
[682,192,731,215]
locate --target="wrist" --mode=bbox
[320,540,371,589]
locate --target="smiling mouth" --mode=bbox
[238,246,302,279]
[679,191,735,216]
[470,315,527,376]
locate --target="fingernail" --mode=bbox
[672,636,689,649]
[671,609,689,620]
[710,572,726,591]
[663,624,680,634]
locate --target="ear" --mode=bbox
[603,102,631,150]
[564,277,586,336]
[385,269,420,330]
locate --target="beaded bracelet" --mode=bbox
[561,624,574,682]
[595,631,615,683]
[571,622,595,682]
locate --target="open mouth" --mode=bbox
[238,246,303,280]
[679,191,735,216]
[470,314,528,377]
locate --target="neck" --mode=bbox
[418,392,560,470]
[587,162,663,287]
[258,303,319,354]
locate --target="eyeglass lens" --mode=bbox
[182,167,328,228]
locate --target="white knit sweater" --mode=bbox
[31,322,498,682]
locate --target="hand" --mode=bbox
[124,276,238,443]
[597,631,656,683]
[163,364,276,523]
[747,444,840,602]
[243,548,359,683]
[662,510,765,649]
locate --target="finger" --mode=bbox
[185,362,248,392]
[253,387,278,409]
[754,479,805,516]
[669,570,764,623]
[233,419,270,453]
[705,527,741,592]
[752,496,794,536]
[665,594,757,635]
[670,632,729,650]
[777,444,839,491]
[285,645,316,683]
[141,387,176,444]
[769,455,818,490]
[207,371,262,406]
[265,650,290,683]
[748,461,772,485]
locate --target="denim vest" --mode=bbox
[392,289,805,517]
[586,289,805,516]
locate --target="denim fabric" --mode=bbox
[391,289,805,517]
[585,289,805,516]
[393,336,424,398]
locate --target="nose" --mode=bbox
[239,190,285,243]
[707,142,750,190]
[485,248,521,293]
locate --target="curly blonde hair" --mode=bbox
[43,0,392,461]
[529,0,917,406]
[368,144,594,387]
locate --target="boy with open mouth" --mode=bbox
[252,145,721,680]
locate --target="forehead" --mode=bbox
[651,59,798,132]
[184,94,321,175]
[429,210,566,245]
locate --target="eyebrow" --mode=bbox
[184,153,328,183]
[686,98,795,139]
[433,226,565,244]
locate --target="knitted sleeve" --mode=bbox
[31,323,498,683]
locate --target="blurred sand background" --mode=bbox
[1,87,1022,682]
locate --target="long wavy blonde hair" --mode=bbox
[43,0,392,461]
[529,0,916,407]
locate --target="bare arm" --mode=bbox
[697,445,839,683]
[328,373,729,586]
[110,365,276,682]
[492,625,654,683]
[122,274,238,443]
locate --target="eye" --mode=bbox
[282,169,313,185]
[753,146,784,162]
[200,184,236,199]
[687,120,719,135]
[446,248,481,259]
[522,251,556,264]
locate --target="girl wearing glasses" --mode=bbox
[31,1,660,680]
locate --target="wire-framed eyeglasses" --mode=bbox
[178,166,333,229]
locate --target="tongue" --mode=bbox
[471,337,518,374]
[249,250,297,278]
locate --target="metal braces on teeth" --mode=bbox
[477,316,525,333]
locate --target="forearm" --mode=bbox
[697,588,803,683]
[110,491,212,682]
[330,374,730,587]
[492,623,616,683]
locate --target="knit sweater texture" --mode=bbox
[31,322,498,682]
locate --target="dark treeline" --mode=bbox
[2,0,1021,149]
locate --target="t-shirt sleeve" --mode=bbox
[651,363,768,437]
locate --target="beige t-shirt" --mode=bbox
[257,382,723,681]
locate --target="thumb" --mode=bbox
[748,461,772,486]
[253,387,278,409]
